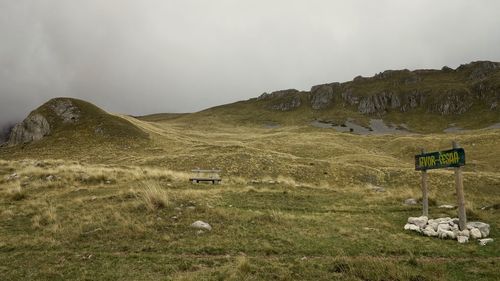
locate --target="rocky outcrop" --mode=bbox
[49,99,80,123]
[271,96,302,111]
[7,98,82,146]
[358,91,401,114]
[257,89,299,100]
[457,61,500,80]
[8,114,51,146]
[258,61,500,116]
[309,83,340,109]
[259,89,303,111]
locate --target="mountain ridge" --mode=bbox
[255,60,500,114]
[177,60,500,132]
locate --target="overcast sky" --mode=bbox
[1,0,500,126]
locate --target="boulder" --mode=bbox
[407,216,428,228]
[191,221,212,231]
[470,228,482,239]
[467,222,490,237]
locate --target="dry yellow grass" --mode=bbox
[0,113,499,280]
[136,180,170,211]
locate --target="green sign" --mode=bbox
[415,148,465,171]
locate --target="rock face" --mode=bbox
[49,99,80,123]
[7,98,83,146]
[309,83,339,109]
[258,61,500,116]
[8,114,51,146]
[258,89,303,111]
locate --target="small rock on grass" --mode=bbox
[191,220,212,231]
[404,198,418,205]
[457,236,469,244]
[478,238,493,246]
[438,204,455,209]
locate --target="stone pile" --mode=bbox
[404,216,492,244]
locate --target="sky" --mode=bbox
[1,0,500,127]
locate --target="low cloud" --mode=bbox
[1,0,500,127]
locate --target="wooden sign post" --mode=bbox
[420,148,429,217]
[453,141,467,230]
[415,141,467,230]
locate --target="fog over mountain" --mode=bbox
[1,0,500,128]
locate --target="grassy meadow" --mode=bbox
[0,114,499,280]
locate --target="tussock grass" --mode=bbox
[7,182,26,201]
[31,204,58,231]
[136,180,170,211]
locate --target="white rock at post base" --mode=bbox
[438,229,456,240]
[470,228,482,239]
[467,222,490,237]
[428,222,438,231]
[433,217,451,224]
[458,229,470,238]
[404,223,422,233]
[423,227,438,237]
[437,223,451,232]
[457,236,469,243]
[478,238,493,246]
[407,216,428,228]
[191,221,212,231]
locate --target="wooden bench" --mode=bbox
[189,169,222,184]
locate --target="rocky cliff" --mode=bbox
[257,61,500,115]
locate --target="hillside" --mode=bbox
[1,108,499,280]
[1,98,149,158]
[0,64,499,280]
[180,61,500,133]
